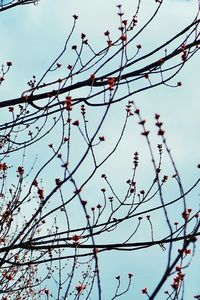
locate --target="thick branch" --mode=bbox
[0,39,199,109]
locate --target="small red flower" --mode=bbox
[55,178,61,186]
[181,51,187,62]
[72,235,81,242]
[134,109,140,114]
[93,248,99,254]
[155,122,163,127]
[18,166,24,175]
[32,179,38,187]
[132,17,137,24]
[162,175,168,183]
[142,287,148,294]
[107,77,116,89]
[171,282,179,290]
[120,34,127,42]
[90,74,96,81]
[184,249,192,255]
[182,209,191,221]
[141,131,150,136]
[81,200,87,206]
[122,20,128,26]
[6,274,13,281]
[128,273,133,278]
[76,284,85,293]
[138,120,146,125]
[158,129,165,136]
[1,162,8,171]
[65,96,72,111]
[44,289,50,295]
[99,136,105,141]
[8,106,14,112]
[38,188,45,200]
[158,58,164,65]
[107,40,113,47]
[104,30,110,36]
[15,255,19,261]
[72,120,80,126]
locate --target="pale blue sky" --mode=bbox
[0,1,199,299]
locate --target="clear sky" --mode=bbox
[0,0,199,299]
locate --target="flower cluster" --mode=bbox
[171,266,185,290]
[65,96,72,111]
[155,113,165,136]
[107,77,116,90]
[181,44,188,62]
[72,234,81,245]
[0,162,8,171]
[38,188,45,200]
[182,208,192,221]
[17,166,24,175]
